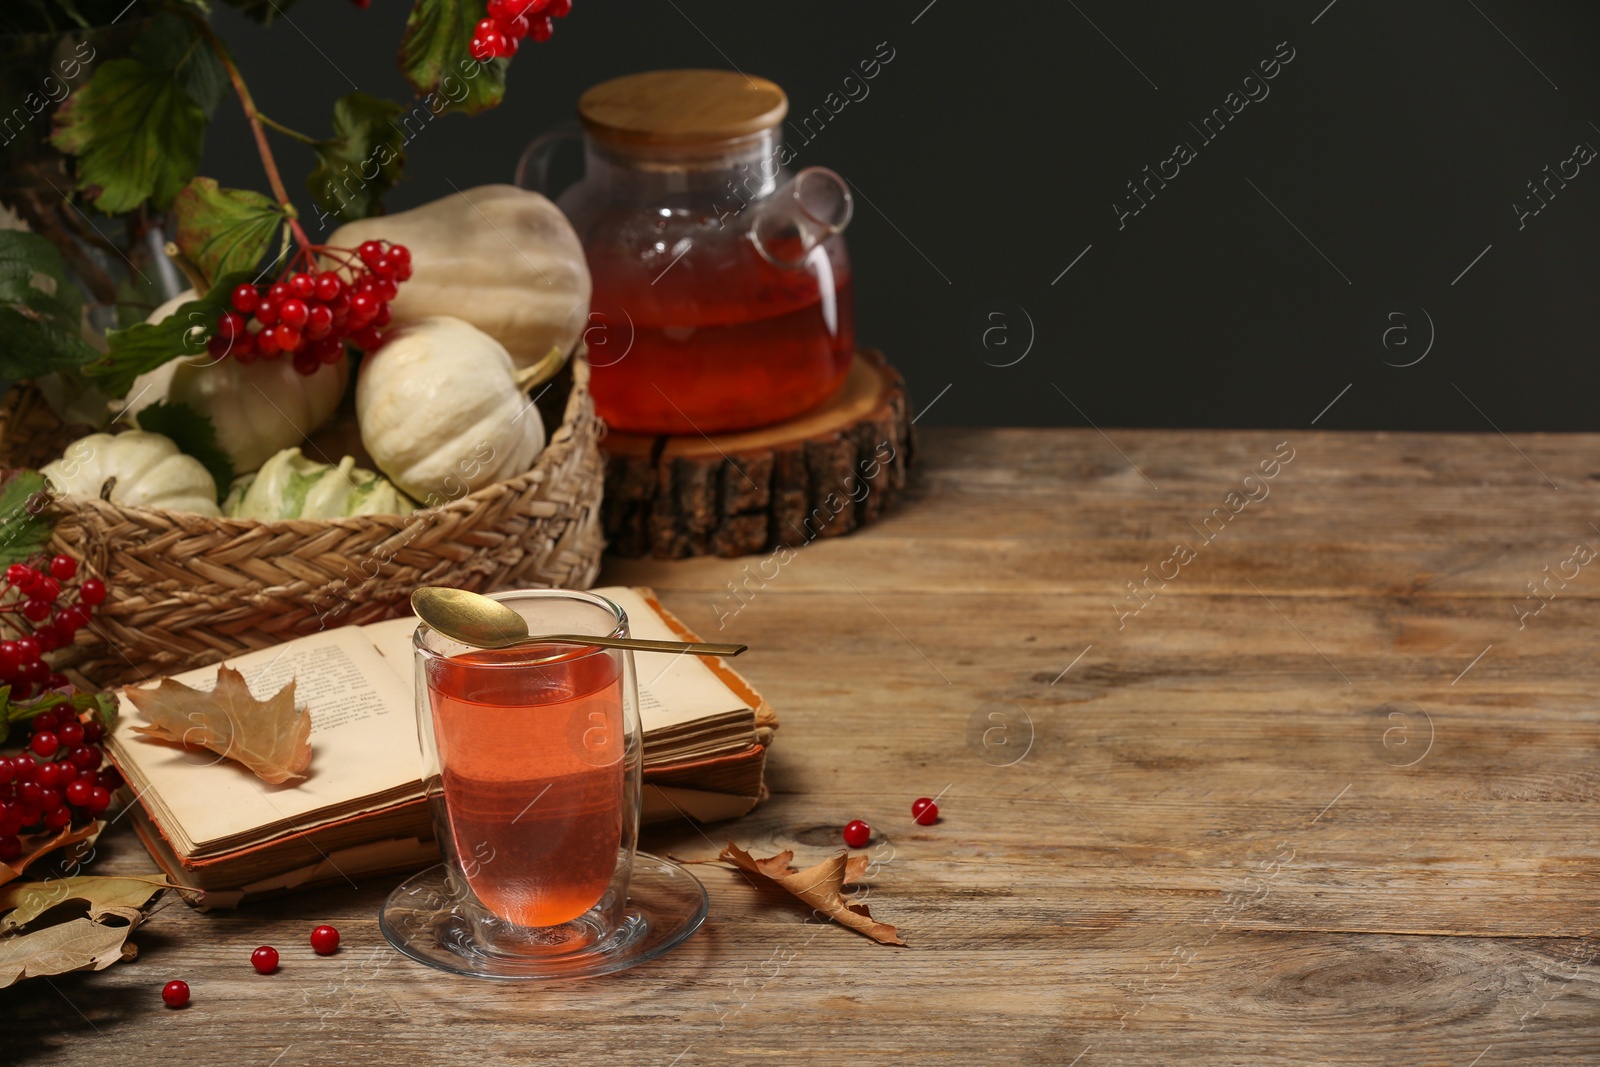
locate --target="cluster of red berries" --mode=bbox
[841,797,941,848]
[2,555,106,702]
[0,708,119,861]
[470,0,573,59]
[164,926,341,1007]
[213,241,412,375]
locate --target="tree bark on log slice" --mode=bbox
[602,350,914,559]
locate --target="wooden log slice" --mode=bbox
[602,350,914,559]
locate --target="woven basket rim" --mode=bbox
[39,354,594,533]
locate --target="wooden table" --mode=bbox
[11,429,1600,1065]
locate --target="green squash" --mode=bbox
[224,448,418,521]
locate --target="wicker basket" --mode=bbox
[0,358,606,687]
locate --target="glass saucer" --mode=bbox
[378,852,708,980]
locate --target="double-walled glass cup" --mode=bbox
[380,589,707,980]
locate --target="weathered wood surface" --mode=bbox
[10,428,1600,1066]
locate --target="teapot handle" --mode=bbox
[515,120,584,198]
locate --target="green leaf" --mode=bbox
[0,471,52,569]
[0,232,100,381]
[82,691,117,734]
[0,309,100,382]
[174,177,286,289]
[134,400,233,502]
[399,0,508,116]
[84,271,246,399]
[133,12,229,116]
[308,93,408,225]
[51,52,207,213]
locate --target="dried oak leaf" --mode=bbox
[720,843,906,946]
[124,665,311,784]
[0,875,173,931]
[0,917,138,988]
[0,822,101,889]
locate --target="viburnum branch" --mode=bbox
[191,19,312,251]
[0,608,28,638]
[256,113,318,146]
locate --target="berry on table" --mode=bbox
[911,797,939,825]
[310,925,340,955]
[251,946,279,974]
[842,819,870,848]
[161,980,190,1008]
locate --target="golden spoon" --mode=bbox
[410,587,746,657]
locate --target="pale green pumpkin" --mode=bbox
[224,448,417,522]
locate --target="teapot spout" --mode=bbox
[750,167,853,268]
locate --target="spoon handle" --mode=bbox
[540,634,747,657]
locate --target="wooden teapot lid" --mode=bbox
[578,70,788,146]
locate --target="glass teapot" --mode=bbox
[518,70,854,436]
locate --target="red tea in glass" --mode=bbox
[386,590,714,981]
[426,646,625,927]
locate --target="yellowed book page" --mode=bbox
[112,626,420,850]
[593,586,748,732]
[363,615,421,682]
[642,784,758,825]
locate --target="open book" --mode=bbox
[107,587,775,903]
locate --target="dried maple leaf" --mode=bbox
[0,916,138,988]
[0,875,174,931]
[0,822,100,888]
[124,664,311,784]
[720,843,906,946]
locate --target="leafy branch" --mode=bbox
[18,0,514,394]
[186,13,312,252]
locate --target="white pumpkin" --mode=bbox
[224,448,416,521]
[41,431,222,516]
[120,291,350,474]
[327,185,590,371]
[355,316,545,503]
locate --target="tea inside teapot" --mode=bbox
[520,70,857,436]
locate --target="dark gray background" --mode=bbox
[209,1,1600,430]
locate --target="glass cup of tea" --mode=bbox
[380,589,708,980]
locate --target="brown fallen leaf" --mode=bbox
[0,917,138,988]
[0,822,101,888]
[720,843,906,946]
[125,664,311,784]
[0,875,173,931]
